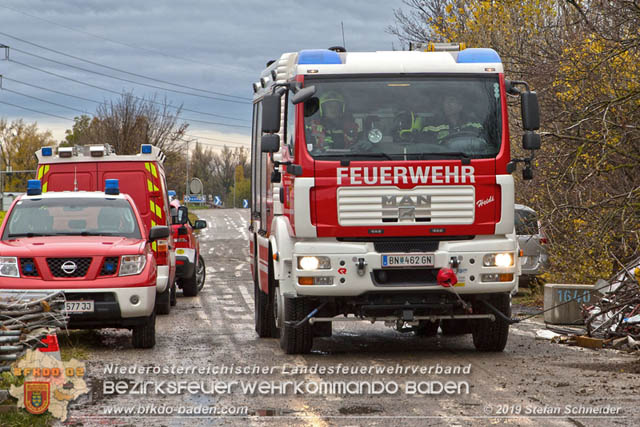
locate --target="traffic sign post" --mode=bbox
[242,199,249,209]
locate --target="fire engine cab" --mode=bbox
[250,44,541,354]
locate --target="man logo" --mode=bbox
[382,195,431,222]
[24,382,50,415]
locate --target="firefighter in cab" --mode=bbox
[422,93,483,142]
[307,91,359,150]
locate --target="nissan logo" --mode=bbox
[61,261,77,275]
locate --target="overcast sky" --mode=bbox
[0,0,404,150]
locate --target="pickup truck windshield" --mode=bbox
[2,198,142,240]
[302,76,502,160]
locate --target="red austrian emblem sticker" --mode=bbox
[24,382,50,415]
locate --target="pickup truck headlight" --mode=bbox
[0,257,19,278]
[119,255,146,276]
[483,253,514,268]
[297,256,331,271]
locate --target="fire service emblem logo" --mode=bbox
[24,382,50,415]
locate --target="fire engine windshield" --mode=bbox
[302,76,502,160]
[2,198,141,240]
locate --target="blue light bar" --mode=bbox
[105,179,120,195]
[27,179,42,196]
[298,49,342,65]
[141,144,153,154]
[457,48,501,64]
[168,190,176,197]
[41,147,53,156]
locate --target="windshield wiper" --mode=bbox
[7,233,56,238]
[418,152,472,164]
[315,152,394,161]
[53,232,115,236]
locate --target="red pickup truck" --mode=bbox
[0,179,169,348]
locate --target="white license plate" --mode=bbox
[65,300,94,313]
[381,254,434,268]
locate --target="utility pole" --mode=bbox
[233,169,236,209]
[185,139,190,203]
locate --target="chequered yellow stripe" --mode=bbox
[45,165,49,175]
[153,184,159,192]
[152,241,157,251]
[150,163,158,178]
[151,220,156,227]
[145,162,151,173]
[155,204,162,219]
[37,166,44,180]
[147,179,153,192]
[42,182,48,193]
[150,200,156,213]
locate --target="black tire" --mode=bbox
[196,254,206,292]
[170,281,177,306]
[279,296,313,354]
[254,250,278,338]
[155,285,171,315]
[472,293,511,352]
[182,257,199,297]
[440,319,472,335]
[132,312,156,349]
[415,320,440,337]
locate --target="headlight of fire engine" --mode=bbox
[297,256,331,271]
[119,255,146,276]
[0,257,19,277]
[483,253,514,268]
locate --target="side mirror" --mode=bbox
[193,220,207,230]
[170,206,177,224]
[262,94,281,133]
[522,132,541,150]
[521,92,540,131]
[177,206,189,224]
[292,85,316,105]
[261,134,280,153]
[286,164,303,176]
[149,225,170,241]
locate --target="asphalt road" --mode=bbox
[66,209,640,426]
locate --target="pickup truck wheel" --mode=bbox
[170,281,177,306]
[472,293,511,352]
[182,257,199,297]
[155,285,171,315]
[415,320,439,337]
[279,296,313,354]
[196,254,206,292]
[132,312,156,349]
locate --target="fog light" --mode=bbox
[298,277,314,285]
[298,276,334,286]
[130,295,140,304]
[481,273,514,283]
[297,256,331,270]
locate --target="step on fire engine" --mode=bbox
[250,44,541,354]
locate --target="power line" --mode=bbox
[0,5,229,70]
[8,47,248,104]
[0,100,73,121]
[3,83,248,129]
[1,87,92,114]
[0,31,250,101]
[7,62,248,122]
[4,76,103,104]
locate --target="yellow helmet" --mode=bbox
[319,90,345,116]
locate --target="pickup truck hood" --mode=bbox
[0,236,146,257]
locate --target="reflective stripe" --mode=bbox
[37,166,44,180]
[150,200,156,213]
[42,182,48,193]
[155,204,162,219]
[44,165,49,175]
[145,162,151,173]
[150,163,158,178]
[147,179,153,192]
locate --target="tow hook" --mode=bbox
[356,258,367,276]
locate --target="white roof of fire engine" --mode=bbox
[20,191,128,200]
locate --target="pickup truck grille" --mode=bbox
[100,257,119,276]
[337,186,475,227]
[47,258,92,278]
[19,258,39,277]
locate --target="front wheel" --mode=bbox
[170,281,177,306]
[472,293,511,352]
[155,285,171,315]
[196,254,206,292]
[132,312,156,349]
[182,257,200,297]
[279,296,313,354]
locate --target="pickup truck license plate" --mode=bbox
[65,300,94,313]
[381,254,434,268]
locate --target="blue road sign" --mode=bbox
[242,199,249,208]
[187,195,204,203]
[214,196,222,206]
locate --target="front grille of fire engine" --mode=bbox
[337,186,475,227]
[99,257,120,276]
[373,240,440,253]
[47,258,92,278]
[20,258,39,277]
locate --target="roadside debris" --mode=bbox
[0,291,68,371]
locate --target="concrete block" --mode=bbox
[544,283,600,325]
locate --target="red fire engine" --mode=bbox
[250,44,541,354]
